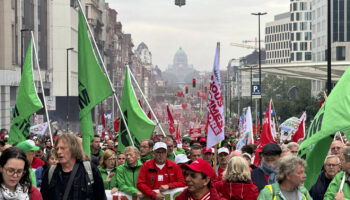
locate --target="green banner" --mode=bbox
[298,67,350,189]
[9,40,43,144]
[117,67,155,153]
[78,10,113,155]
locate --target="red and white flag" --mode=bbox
[253,100,275,166]
[114,117,120,132]
[167,105,175,134]
[206,43,225,148]
[292,112,306,142]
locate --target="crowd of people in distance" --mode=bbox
[0,127,349,199]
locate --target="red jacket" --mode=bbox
[175,187,220,200]
[30,186,43,200]
[137,159,186,199]
[214,180,258,200]
[31,157,44,169]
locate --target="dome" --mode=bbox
[173,47,188,67]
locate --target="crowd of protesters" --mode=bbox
[0,127,350,199]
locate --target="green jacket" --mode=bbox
[116,160,143,195]
[324,171,350,199]
[174,148,185,155]
[141,153,154,163]
[98,166,118,189]
[30,168,36,187]
[258,182,312,200]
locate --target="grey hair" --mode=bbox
[343,146,350,162]
[125,146,140,156]
[324,155,340,165]
[287,142,299,149]
[277,155,306,183]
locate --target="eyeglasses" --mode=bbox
[325,164,339,168]
[331,147,341,151]
[4,167,25,177]
[107,157,116,161]
[167,146,174,148]
[140,145,149,149]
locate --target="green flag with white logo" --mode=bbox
[9,40,43,144]
[298,67,350,189]
[78,10,113,155]
[117,67,155,153]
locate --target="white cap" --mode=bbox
[218,147,229,155]
[175,154,190,164]
[153,142,167,151]
[242,153,252,160]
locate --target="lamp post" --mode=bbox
[66,48,74,132]
[327,0,332,95]
[20,28,31,74]
[251,12,267,134]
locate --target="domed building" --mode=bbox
[163,47,199,83]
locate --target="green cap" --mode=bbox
[16,140,39,153]
[183,136,192,141]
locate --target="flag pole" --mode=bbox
[76,0,134,146]
[128,66,167,137]
[30,31,53,145]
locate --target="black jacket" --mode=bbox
[309,170,332,200]
[40,161,107,200]
[251,167,268,192]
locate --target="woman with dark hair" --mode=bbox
[0,147,42,199]
[35,149,57,187]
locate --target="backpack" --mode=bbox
[265,184,307,200]
[48,161,94,186]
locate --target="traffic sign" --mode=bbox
[252,84,261,99]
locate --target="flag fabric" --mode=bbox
[175,124,181,145]
[78,10,113,155]
[138,99,143,108]
[9,40,43,144]
[30,122,48,135]
[253,100,275,166]
[236,107,253,151]
[238,113,245,133]
[292,112,306,142]
[101,109,106,138]
[167,105,175,134]
[114,117,120,132]
[117,67,156,153]
[298,68,350,189]
[206,44,225,148]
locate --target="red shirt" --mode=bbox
[217,167,225,181]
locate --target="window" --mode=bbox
[300,22,307,30]
[300,42,308,50]
[293,42,298,51]
[305,12,312,20]
[291,13,295,21]
[296,12,301,21]
[300,2,307,10]
[305,52,312,60]
[336,46,346,60]
[296,52,302,61]
[294,22,298,31]
[305,32,312,40]
[291,33,294,41]
[291,53,294,61]
[293,2,298,11]
[296,32,301,41]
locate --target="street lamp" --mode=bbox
[251,12,267,134]
[66,47,74,132]
[20,28,31,74]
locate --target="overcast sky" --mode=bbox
[105,0,289,72]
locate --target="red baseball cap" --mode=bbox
[202,147,214,154]
[185,159,215,179]
[199,137,207,143]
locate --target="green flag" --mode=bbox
[78,10,113,155]
[9,40,43,144]
[298,67,350,189]
[118,67,155,153]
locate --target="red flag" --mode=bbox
[147,111,152,119]
[101,109,106,138]
[253,100,275,166]
[167,105,175,134]
[138,99,143,108]
[114,117,120,132]
[292,112,306,142]
[318,98,325,108]
[175,124,181,144]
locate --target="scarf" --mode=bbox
[260,162,277,184]
[0,184,30,200]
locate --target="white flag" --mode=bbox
[30,122,48,135]
[206,43,225,148]
[236,107,253,150]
